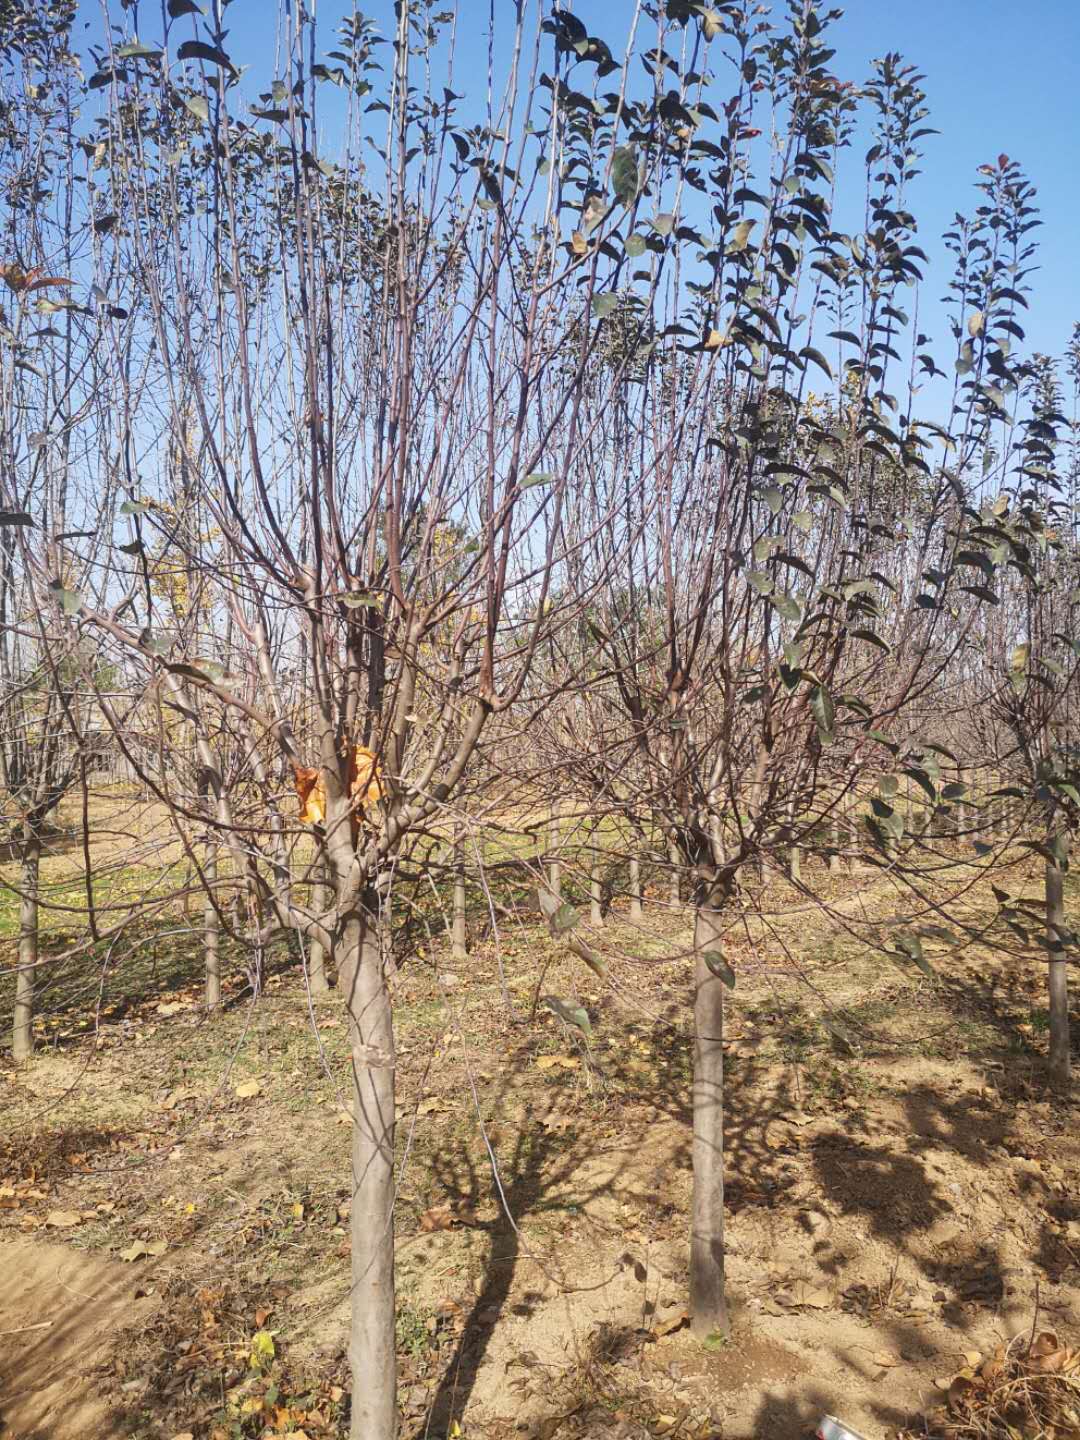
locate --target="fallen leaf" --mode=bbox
[934,1377,953,1391]
[171,1433,195,1440]
[536,1055,580,1071]
[873,1350,901,1367]
[147,1238,168,1256]
[45,1208,82,1228]
[157,1001,184,1016]
[419,1206,455,1233]
[417,1097,448,1115]
[234,1079,261,1099]
[776,1282,831,1310]
[654,1310,689,1338]
[964,1350,982,1368]
[120,1241,149,1262]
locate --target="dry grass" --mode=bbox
[923,1330,1080,1440]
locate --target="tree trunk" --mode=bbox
[339,902,398,1440]
[1046,841,1071,1091]
[547,805,562,900]
[629,853,643,922]
[452,829,468,962]
[204,840,221,1011]
[309,855,330,995]
[828,818,841,873]
[589,843,603,927]
[668,837,681,909]
[691,901,729,1338]
[12,824,40,1063]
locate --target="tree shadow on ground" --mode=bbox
[413,999,807,1437]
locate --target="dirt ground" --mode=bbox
[1,852,1078,1440]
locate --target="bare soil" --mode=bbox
[1,853,1078,1440]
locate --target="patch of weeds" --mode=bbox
[396,1298,435,1365]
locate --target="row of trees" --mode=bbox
[1,2,1078,1436]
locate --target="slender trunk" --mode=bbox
[691,900,729,1339]
[340,902,397,1440]
[452,829,468,962]
[668,836,681,908]
[204,842,221,1010]
[12,825,40,1063]
[787,806,801,884]
[628,852,643,922]
[828,818,841,873]
[547,804,562,900]
[589,839,603,927]
[1047,841,1071,1091]
[309,854,330,995]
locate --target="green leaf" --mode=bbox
[893,931,933,979]
[50,582,82,616]
[120,499,149,516]
[850,627,889,651]
[792,510,812,533]
[542,995,592,1036]
[649,213,675,237]
[727,218,755,253]
[809,684,835,742]
[702,950,736,988]
[591,293,617,318]
[183,94,209,124]
[522,472,554,488]
[769,592,803,624]
[176,39,235,72]
[761,485,783,516]
[117,40,162,60]
[538,888,581,935]
[611,144,640,205]
[625,233,646,257]
[801,346,833,380]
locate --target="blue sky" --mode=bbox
[210,0,1080,360]
[80,1,1080,368]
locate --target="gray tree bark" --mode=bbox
[690,900,729,1339]
[452,829,468,962]
[308,855,330,995]
[12,824,40,1063]
[628,852,643,922]
[203,841,221,1010]
[339,903,398,1440]
[1046,839,1071,1091]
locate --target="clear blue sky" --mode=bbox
[81,1,1080,364]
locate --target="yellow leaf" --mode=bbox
[873,1350,900,1367]
[291,1202,305,1220]
[234,1078,261,1099]
[703,328,730,350]
[250,1329,276,1369]
[45,1208,81,1228]
[570,231,588,256]
[120,1240,148,1262]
